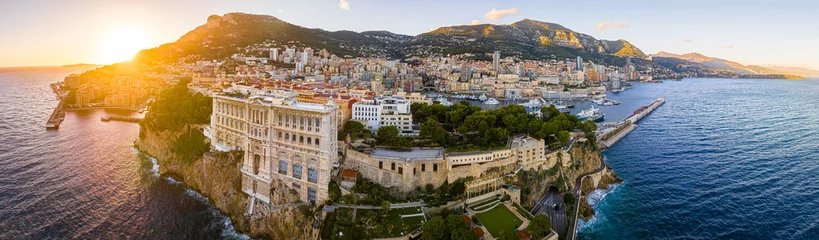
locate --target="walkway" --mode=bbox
[333,201,424,210]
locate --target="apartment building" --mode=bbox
[351,96,414,135]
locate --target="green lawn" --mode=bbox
[355,207,425,239]
[476,205,523,238]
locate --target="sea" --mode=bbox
[0,67,247,239]
[577,78,819,239]
[2,66,818,239]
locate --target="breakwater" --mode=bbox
[598,98,664,149]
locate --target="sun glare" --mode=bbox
[98,28,150,64]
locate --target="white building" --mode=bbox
[207,91,338,204]
[352,96,414,135]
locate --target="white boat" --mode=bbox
[483,98,500,105]
[435,97,453,106]
[577,105,605,122]
[478,94,488,102]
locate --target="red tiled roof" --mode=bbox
[472,227,485,237]
[516,230,530,240]
[462,215,472,226]
[341,170,358,179]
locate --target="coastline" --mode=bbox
[133,126,318,239]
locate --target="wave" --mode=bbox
[577,183,621,232]
[132,147,251,239]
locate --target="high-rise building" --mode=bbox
[492,51,501,72]
[207,91,339,205]
[302,48,313,64]
[576,56,583,71]
[270,48,279,61]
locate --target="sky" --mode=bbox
[1,0,817,69]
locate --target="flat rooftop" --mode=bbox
[371,147,444,161]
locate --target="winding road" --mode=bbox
[566,154,606,240]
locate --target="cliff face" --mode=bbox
[135,126,315,239]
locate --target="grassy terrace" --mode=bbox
[512,203,535,220]
[323,207,425,240]
[475,204,524,239]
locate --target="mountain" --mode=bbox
[651,52,764,74]
[134,13,645,66]
[759,65,819,77]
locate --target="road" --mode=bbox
[532,187,567,237]
[566,154,606,240]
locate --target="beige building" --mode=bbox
[207,91,339,204]
[343,137,562,192]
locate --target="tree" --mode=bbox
[376,126,400,146]
[446,214,468,231]
[420,118,448,146]
[423,217,448,240]
[328,181,342,202]
[563,193,575,205]
[581,120,597,133]
[557,130,570,145]
[381,201,391,216]
[341,120,365,141]
[449,180,466,198]
[528,215,552,239]
[451,228,477,240]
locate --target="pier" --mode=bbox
[597,98,665,149]
[45,100,65,129]
[101,116,143,123]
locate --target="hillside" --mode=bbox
[133,13,645,66]
[759,65,819,77]
[652,51,766,74]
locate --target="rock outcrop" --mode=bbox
[135,126,315,239]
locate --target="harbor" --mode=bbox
[596,98,665,149]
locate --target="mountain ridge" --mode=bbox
[134,13,644,66]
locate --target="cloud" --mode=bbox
[277,9,284,13]
[470,20,482,25]
[680,38,693,43]
[484,8,519,20]
[338,0,350,10]
[595,22,629,31]
[719,45,734,49]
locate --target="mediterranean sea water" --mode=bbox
[577,78,819,239]
[0,67,246,239]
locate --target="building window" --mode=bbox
[398,167,403,174]
[293,164,302,179]
[422,164,426,172]
[391,162,395,171]
[308,187,316,203]
[315,139,320,146]
[307,137,312,145]
[278,132,282,139]
[379,161,383,169]
[308,168,318,183]
[433,164,438,172]
[279,160,288,174]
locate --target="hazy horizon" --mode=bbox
[1,0,818,70]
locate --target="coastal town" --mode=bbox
[47,42,666,240]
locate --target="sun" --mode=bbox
[98,28,150,64]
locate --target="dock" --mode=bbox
[101,115,143,123]
[46,99,65,129]
[597,98,665,149]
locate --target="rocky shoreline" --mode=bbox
[135,126,316,239]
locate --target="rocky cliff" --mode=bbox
[134,126,316,239]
